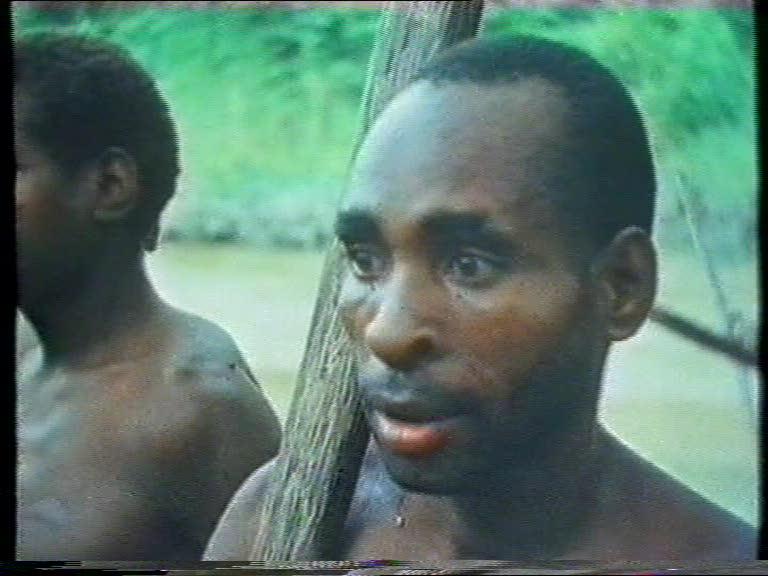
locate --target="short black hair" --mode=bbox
[412,36,656,250]
[13,32,180,235]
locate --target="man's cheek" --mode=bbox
[458,318,544,374]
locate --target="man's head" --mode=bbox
[14,32,179,307]
[336,36,657,493]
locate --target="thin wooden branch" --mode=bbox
[671,173,757,427]
[649,306,757,367]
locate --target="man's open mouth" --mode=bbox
[369,409,465,458]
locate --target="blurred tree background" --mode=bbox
[14,4,381,246]
[12,4,757,256]
[12,2,759,525]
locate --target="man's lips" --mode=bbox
[370,410,463,458]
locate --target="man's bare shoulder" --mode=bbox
[203,458,277,560]
[598,432,756,561]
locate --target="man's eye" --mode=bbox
[444,253,503,287]
[346,245,387,280]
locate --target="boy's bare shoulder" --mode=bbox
[156,305,280,458]
[165,307,252,382]
[160,306,270,405]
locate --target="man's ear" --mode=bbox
[89,147,139,223]
[591,226,657,342]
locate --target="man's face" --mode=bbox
[15,93,95,309]
[337,79,608,494]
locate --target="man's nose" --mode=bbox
[363,269,437,370]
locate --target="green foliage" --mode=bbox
[487,9,757,239]
[13,7,378,244]
[13,6,756,255]
[487,10,755,139]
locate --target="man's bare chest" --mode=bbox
[340,469,461,560]
[339,456,615,561]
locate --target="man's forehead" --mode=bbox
[344,79,570,231]
[350,78,571,206]
[353,77,571,173]
[340,172,560,239]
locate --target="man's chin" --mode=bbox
[376,428,556,496]
[378,448,485,496]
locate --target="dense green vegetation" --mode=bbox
[13,6,757,256]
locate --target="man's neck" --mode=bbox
[445,421,605,558]
[22,255,164,371]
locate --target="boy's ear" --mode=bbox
[591,226,657,341]
[90,147,139,223]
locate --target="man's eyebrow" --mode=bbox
[419,211,513,246]
[334,209,382,242]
